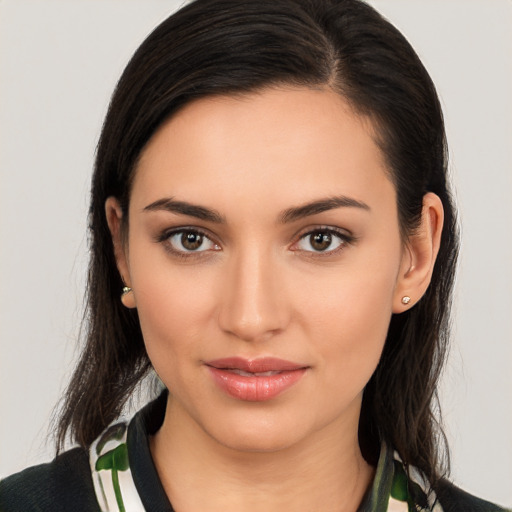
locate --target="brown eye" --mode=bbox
[294,229,348,254]
[164,229,219,254]
[181,231,203,250]
[310,232,332,251]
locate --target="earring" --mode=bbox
[121,286,135,308]
[401,296,411,305]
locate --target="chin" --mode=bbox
[195,408,302,454]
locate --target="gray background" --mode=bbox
[1,0,511,505]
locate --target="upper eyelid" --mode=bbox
[294,225,354,240]
[157,226,217,242]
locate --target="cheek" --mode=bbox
[128,247,217,377]
[297,255,399,387]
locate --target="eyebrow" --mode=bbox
[143,198,225,223]
[278,196,370,223]
[143,195,370,224]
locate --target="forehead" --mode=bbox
[132,87,393,214]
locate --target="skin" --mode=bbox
[106,86,443,512]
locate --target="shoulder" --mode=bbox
[0,447,100,512]
[435,478,510,512]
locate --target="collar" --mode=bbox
[89,392,443,512]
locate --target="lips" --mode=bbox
[205,357,308,402]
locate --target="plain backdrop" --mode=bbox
[1,0,511,506]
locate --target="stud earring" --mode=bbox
[401,296,411,305]
[121,286,135,308]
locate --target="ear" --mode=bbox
[393,192,444,313]
[105,197,136,309]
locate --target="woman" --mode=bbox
[0,0,509,511]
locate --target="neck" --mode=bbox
[150,395,375,512]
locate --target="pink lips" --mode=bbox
[205,357,308,401]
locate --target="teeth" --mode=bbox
[230,369,281,377]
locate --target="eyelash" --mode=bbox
[156,226,356,259]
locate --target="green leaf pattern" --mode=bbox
[90,421,146,512]
[385,452,444,512]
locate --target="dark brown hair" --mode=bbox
[56,0,458,484]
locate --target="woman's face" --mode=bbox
[111,87,413,452]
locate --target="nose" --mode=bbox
[217,246,289,342]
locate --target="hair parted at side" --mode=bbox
[56,0,458,485]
